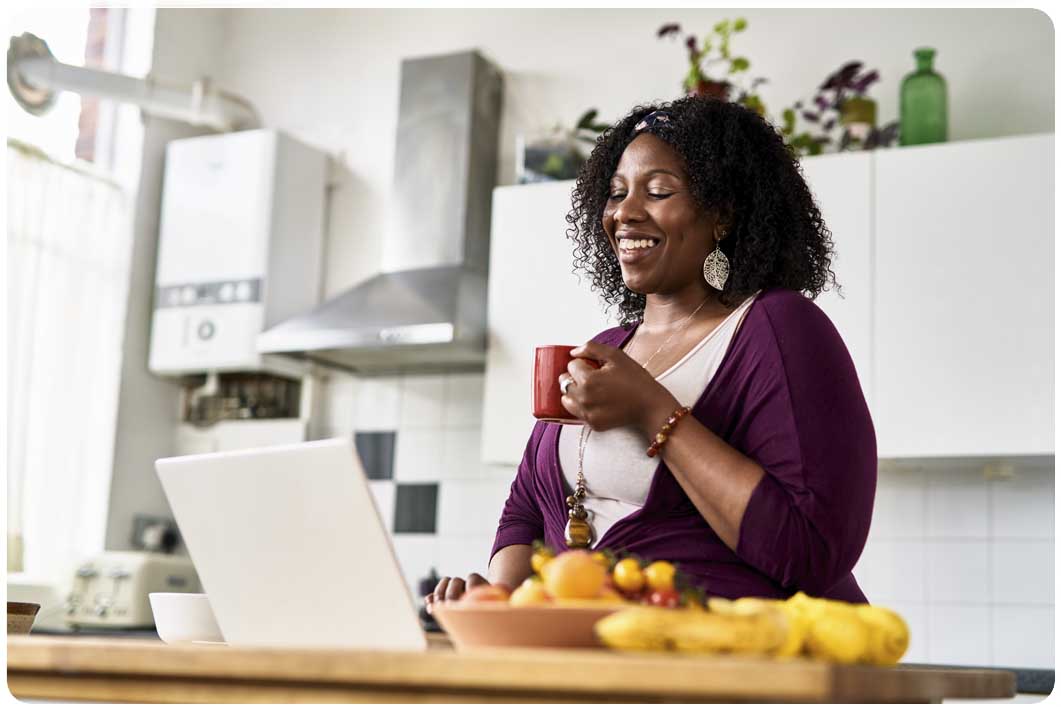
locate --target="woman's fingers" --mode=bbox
[432,576,451,605]
[567,357,598,382]
[444,577,466,601]
[428,574,488,611]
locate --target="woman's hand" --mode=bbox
[424,573,489,613]
[559,341,680,436]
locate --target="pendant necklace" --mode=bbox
[564,295,712,549]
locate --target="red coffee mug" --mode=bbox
[533,345,598,424]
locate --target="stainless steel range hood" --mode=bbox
[257,50,503,375]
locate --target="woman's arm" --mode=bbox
[426,425,546,608]
[488,544,534,587]
[636,392,764,551]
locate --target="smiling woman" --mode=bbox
[428,96,876,611]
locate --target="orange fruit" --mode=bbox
[591,551,611,569]
[643,561,676,592]
[509,577,550,607]
[543,550,607,599]
[612,558,645,593]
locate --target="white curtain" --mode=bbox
[7,139,132,583]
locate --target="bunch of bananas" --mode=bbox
[594,591,909,666]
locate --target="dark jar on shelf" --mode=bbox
[900,47,948,146]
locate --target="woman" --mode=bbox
[428,96,876,609]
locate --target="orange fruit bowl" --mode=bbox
[432,603,623,651]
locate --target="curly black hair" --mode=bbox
[565,95,839,326]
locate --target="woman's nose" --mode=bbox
[613,192,646,224]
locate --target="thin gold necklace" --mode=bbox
[564,295,711,549]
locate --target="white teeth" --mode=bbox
[620,238,658,250]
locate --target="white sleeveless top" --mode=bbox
[558,293,759,546]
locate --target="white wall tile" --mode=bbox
[436,479,512,537]
[393,428,445,481]
[890,601,929,664]
[992,605,1055,669]
[443,427,489,480]
[928,604,992,666]
[390,534,439,598]
[926,541,990,604]
[869,468,927,540]
[399,375,447,428]
[437,535,496,580]
[991,540,1054,604]
[444,373,484,427]
[319,372,358,432]
[926,470,989,539]
[353,376,402,431]
[368,480,395,533]
[991,469,1054,540]
[854,539,926,603]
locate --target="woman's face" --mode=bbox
[601,133,721,297]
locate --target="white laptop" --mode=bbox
[155,437,427,650]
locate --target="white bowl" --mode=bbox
[149,592,224,645]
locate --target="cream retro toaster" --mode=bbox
[66,551,201,629]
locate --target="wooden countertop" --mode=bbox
[8,635,1015,703]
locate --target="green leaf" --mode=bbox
[733,17,747,31]
[730,57,749,73]
[575,109,598,130]
[684,65,702,90]
[713,19,730,35]
[701,37,712,54]
[782,108,796,134]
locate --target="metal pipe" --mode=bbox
[9,33,258,132]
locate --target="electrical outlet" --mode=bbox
[130,514,180,553]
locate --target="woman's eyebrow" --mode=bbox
[611,168,683,181]
[644,168,682,179]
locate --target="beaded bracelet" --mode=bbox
[646,405,692,457]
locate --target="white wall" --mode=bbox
[105,8,231,551]
[206,7,1053,299]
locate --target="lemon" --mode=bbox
[856,605,910,666]
[805,604,869,664]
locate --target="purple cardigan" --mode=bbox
[490,288,877,602]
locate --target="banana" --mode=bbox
[594,607,681,652]
[772,602,809,658]
[596,594,910,666]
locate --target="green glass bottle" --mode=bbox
[900,48,948,146]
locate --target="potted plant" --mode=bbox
[780,60,898,156]
[657,18,767,114]
[517,108,612,183]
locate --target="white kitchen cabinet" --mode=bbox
[800,152,875,410]
[873,134,1054,457]
[480,181,614,464]
[482,135,1054,465]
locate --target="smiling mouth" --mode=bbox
[617,236,661,253]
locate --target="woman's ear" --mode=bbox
[713,208,734,241]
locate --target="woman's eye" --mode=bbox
[608,192,626,201]
[648,192,674,199]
